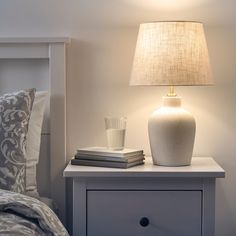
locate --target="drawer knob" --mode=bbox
[139,217,149,227]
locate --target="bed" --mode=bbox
[0,37,70,234]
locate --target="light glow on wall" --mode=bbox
[124,0,212,10]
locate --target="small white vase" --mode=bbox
[148,96,196,166]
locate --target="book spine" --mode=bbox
[75,154,145,163]
[76,150,143,158]
[71,159,127,168]
[71,159,144,169]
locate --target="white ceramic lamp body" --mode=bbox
[148,97,196,166]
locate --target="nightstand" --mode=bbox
[63,157,225,236]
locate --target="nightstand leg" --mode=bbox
[202,178,216,236]
[73,178,87,236]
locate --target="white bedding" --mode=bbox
[0,189,68,236]
[26,91,48,197]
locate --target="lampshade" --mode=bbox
[130,21,213,86]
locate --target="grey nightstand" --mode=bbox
[64,157,225,236]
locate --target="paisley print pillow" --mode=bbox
[0,89,35,193]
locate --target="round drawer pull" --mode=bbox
[139,217,149,227]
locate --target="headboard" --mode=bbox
[0,37,70,223]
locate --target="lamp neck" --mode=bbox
[167,86,177,97]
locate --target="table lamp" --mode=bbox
[130,21,213,166]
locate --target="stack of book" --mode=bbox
[71,147,145,168]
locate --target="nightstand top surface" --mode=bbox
[63,157,225,178]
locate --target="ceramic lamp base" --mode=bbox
[148,96,196,166]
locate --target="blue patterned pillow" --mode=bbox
[0,89,35,193]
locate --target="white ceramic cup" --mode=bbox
[105,117,126,150]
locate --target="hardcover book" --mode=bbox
[71,158,144,169]
[75,154,145,163]
[76,147,143,158]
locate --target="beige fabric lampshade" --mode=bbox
[130,21,213,86]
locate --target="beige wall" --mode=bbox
[66,26,236,235]
[0,1,235,234]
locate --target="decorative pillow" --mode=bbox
[0,89,35,193]
[25,91,48,197]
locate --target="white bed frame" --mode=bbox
[0,37,70,224]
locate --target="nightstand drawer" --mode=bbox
[87,190,201,236]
